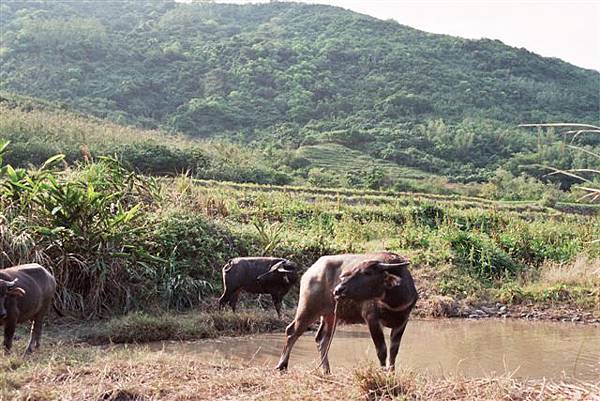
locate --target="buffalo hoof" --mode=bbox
[275,363,288,372]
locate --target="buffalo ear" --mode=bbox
[383,272,402,289]
[7,287,26,297]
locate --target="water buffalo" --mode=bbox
[218,257,298,318]
[276,252,417,373]
[0,263,57,354]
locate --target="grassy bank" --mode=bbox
[1,145,598,319]
[172,176,600,318]
[1,339,597,401]
[79,309,289,345]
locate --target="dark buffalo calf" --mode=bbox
[0,263,57,354]
[218,257,298,317]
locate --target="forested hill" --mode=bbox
[1,1,598,135]
[1,1,599,184]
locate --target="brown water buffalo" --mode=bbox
[276,252,417,373]
[0,263,57,354]
[218,257,299,318]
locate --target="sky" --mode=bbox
[207,0,600,71]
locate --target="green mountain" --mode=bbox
[1,1,598,183]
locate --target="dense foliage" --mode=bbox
[1,141,598,316]
[0,92,293,185]
[1,1,598,183]
[0,143,250,315]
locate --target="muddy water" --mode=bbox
[147,320,600,380]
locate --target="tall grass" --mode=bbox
[1,138,598,316]
[0,144,247,316]
[519,123,600,204]
[0,93,291,184]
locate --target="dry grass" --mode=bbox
[512,256,600,312]
[356,366,600,401]
[0,103,187,148]
[2,344,599,401]
[425,295,460,318]
[1,345,355,401]
[539,256,600,288]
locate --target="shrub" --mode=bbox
[152,211,245,282]
[481,168,564,202]
[307,167,343,188]
[410,203,445,228]
[113,143,209,176]
[448,231,519,282]
[498,223,582,266]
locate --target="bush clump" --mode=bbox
[448,231,520,282]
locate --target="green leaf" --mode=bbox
[41,154,66,170]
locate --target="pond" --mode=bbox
[143,319,600,381]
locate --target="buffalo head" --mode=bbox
[256,260,298,287]
[333,260,409,302]
[0,278,26,320]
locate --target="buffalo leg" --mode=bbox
[218,287,240,312]
[218,286,235,309]
[3,315,17,354]
[228,289,241,312]
[26,307,48,354]
[387,315,410,370]
[271,294,283,318]
[315,313,335,374]
[367,320,387,368]
[276,312,317,371]
[218,293,228,309]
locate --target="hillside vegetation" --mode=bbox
[0,92,291,185]
[1,140,598,318]
[4,91,593,202]
[1,1,599,183]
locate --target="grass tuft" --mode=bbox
[98,389,147,401]
[354,366,417,401]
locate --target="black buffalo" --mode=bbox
[0,263,57,354]
[218,257,298,318]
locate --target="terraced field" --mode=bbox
[190,178,600,217]
[296,143,432,180]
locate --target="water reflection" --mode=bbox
[145,320,600,380]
